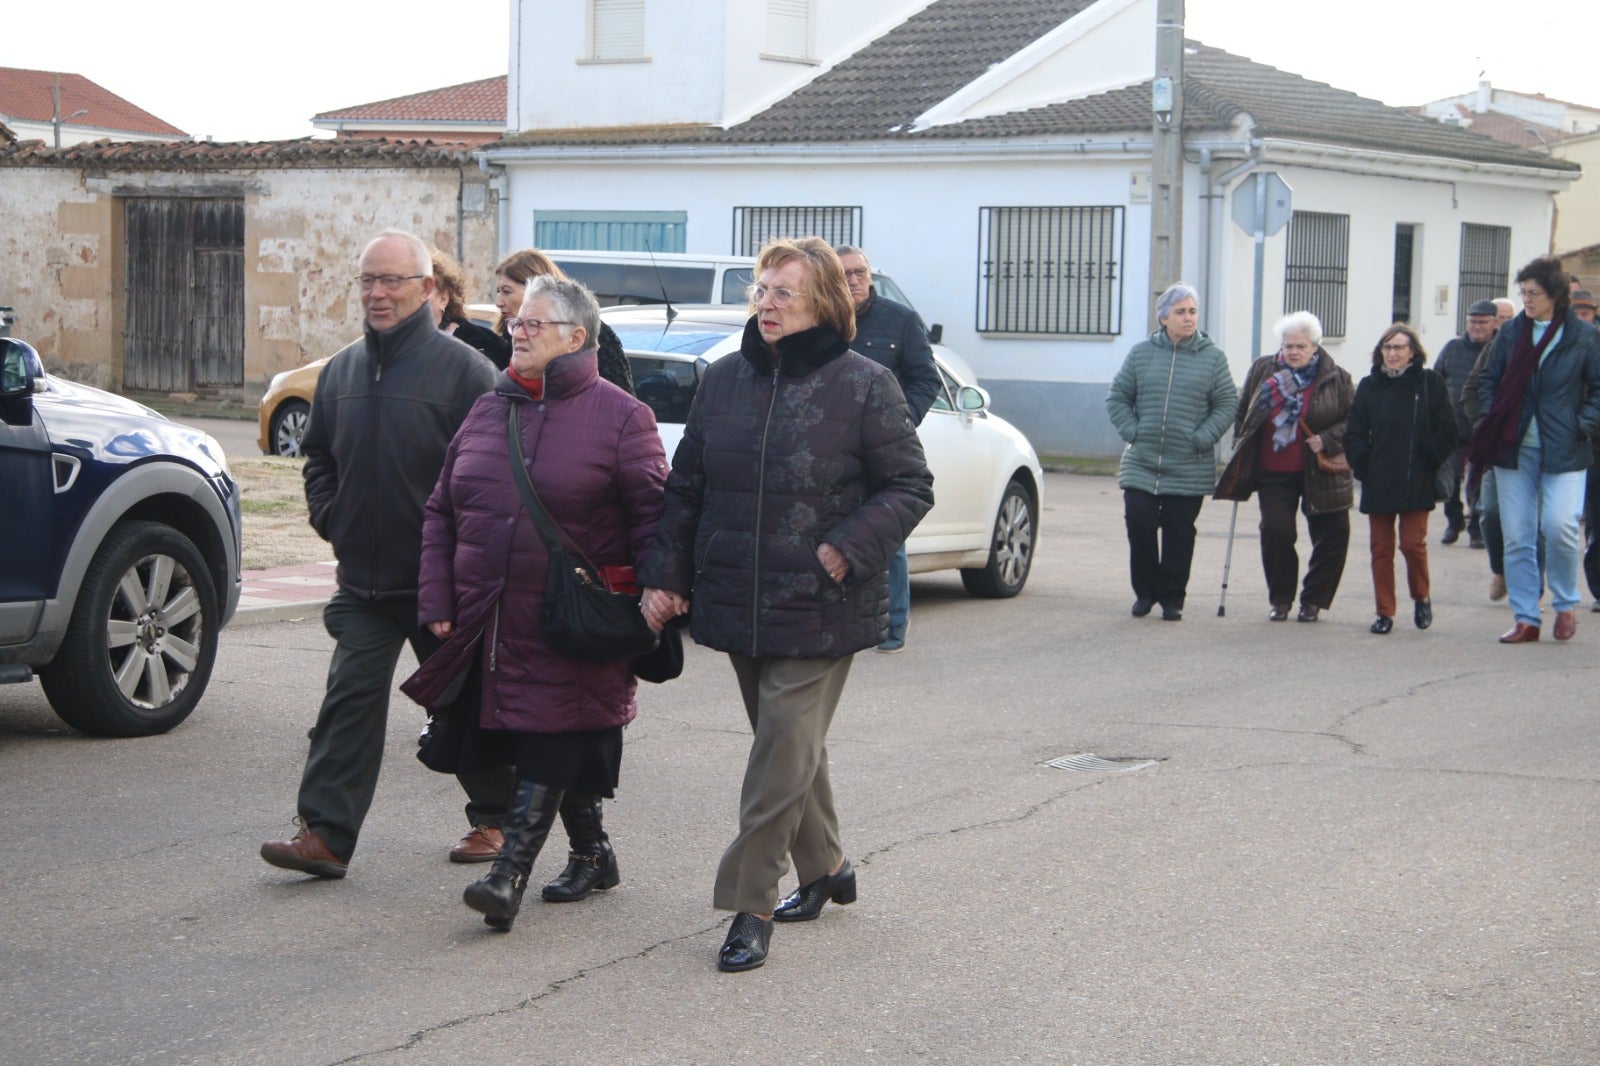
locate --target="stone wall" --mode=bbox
[0,161,497,397]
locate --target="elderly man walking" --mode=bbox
[260,230,513,879]
[834,244,940,653]
[1434,300,1499,547]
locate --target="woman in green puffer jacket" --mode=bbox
[1106,284,1237,620]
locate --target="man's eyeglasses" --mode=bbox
[505,317,574,336]
[355,273,426,292]
[746,284,805,307]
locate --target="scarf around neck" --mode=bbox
[1257,351,1320,451]
[1466,316,1561,483]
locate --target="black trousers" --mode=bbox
[297,590,515,861]
[1123,489,1204,609]
[1255,471,1350,610]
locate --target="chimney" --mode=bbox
[1474,80,1491,114]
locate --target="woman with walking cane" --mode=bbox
[1215,311,1355,623]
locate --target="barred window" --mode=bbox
[588,0,646,61]
[1458,223,1511,333]
[731,206,861,256]
[1283,211,1349,338]
[976,206,1124,335]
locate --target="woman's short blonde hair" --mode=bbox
[753,237,856,343]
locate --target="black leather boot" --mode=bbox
[542,792,621,902]
[463,780,561,931]
[537,787,617,896]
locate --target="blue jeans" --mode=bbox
[886,544,909,638]
[1495,447,1586,626]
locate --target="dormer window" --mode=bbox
[763,0,814,63]
[588,0,648,63]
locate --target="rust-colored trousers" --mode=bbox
[1368,511,1430,618]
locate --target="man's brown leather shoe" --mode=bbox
[260,825,347,878]
[1553,610,1577,641]
[450,825,504,864]
[1498,622,1540,644]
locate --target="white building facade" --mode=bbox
[483,0,1574,456]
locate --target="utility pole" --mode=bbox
[51,74,88,149]
[1148,0,1184,330]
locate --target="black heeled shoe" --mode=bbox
[1414,599,1432,630]
[717,912,773,972]
[1131,597,1155,618]
[1370,616,1393,635]
[773,859,857,923]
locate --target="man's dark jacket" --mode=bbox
[853,288,941,424]
[639,318,935,658]
[1433,333,1487,443]
[302,303,495,599]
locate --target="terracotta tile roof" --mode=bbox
[1409,106,1573,150]
[489,0,1571,173]
[315,76,506,123]
[0,66,187,137]
[0,136,475,169]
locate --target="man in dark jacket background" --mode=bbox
[1434,299,1498,547]
[835,245,941,653]
[260,230,513,879]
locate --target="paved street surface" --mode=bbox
[2,472,1596,1064]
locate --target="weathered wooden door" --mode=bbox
[123,197,244,391]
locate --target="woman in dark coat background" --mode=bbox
[415,275,666,931]
[1345,324,1458,634]
[639,237,934,972]
[430,248,509,366]
[1215,311,1355,623]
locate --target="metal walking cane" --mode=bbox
[1216,433,1245,617]
[1217,500,1239,617]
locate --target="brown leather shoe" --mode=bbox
[1498,622,1540,644]
[1553,610,1577,641]
[449,825,505,864]
[260,825,347,878]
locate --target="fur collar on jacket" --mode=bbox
[739,317,851,378]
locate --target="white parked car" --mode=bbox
[605,305,1042,597]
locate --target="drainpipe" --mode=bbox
[1203,141,1264,348]
[478,156,509,258]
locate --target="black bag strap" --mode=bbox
[506,401,598,574]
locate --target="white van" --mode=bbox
[549,249,941,342]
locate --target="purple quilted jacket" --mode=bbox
[417,350,667,734]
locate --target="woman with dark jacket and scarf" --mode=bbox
[1106,282,1237,621]
[639,237,934,972]
[414,275,667,931]
[1469,256,1600,644]
[1344,324,1458,634]
[1215,311,1355,623]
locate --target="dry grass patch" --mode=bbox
[231,457,329,571]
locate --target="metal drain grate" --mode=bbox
[1046,753,1157,774]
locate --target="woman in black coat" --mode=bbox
[1345,323,1458,634]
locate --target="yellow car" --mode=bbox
[257,305,500,456]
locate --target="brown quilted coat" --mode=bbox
[1214,351,1355,515]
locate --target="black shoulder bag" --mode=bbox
[507,402,661,663]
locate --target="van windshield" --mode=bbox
[554,260,713,306]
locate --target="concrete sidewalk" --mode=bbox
[235,561,337,624]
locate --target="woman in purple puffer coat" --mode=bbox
[415,275,666,932]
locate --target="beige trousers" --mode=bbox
[713,653,854,914]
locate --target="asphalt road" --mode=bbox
[2,473,1596,1064]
